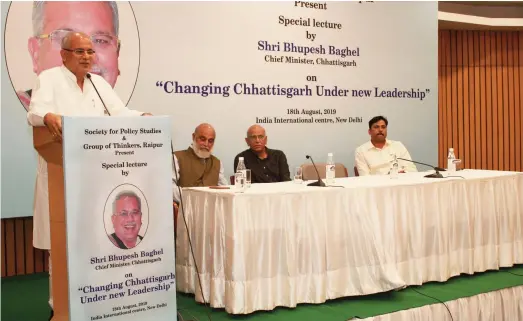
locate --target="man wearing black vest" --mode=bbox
[233,125,291,183]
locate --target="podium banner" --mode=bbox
[62,116,176,321]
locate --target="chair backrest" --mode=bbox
[301,163,349,180]
[354,166,359,177]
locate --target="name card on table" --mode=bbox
[62,116,176,321]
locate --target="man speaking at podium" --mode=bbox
[26,31,149,320]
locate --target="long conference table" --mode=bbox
[175,170,523,314]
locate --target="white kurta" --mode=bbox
[354,139,418,176]
[27,65,143,249]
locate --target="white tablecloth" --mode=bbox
[175,170,523,314]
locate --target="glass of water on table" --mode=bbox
[245,169,251,187]
[294,166,303,183]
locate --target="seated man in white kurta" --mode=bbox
[26,31,150,320]
[355,115,417,176]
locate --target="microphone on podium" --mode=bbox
[305,155,326,187]
[397,157,445,178]
[86,73,111,116]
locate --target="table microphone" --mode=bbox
[87,73,111,116]
[305,155,326,186]
[397,157,445,178]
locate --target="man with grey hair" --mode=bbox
[26,31,150,321]
[172,123,229,205]
[234,124,291,183]
[109,191,144,250]
[18,1,121,110]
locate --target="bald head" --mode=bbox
[246,125,266,138]
[245,124,267,154]
[194,123,216,137]
[192,123,216,159]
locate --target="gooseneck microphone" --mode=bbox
[305,155,326,187]
[397,157,445,178]
[86,73,111,116]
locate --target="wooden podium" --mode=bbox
[33,126,69,321]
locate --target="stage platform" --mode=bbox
[2,265,522,321]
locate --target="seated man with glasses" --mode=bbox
[233,125,291,183]
[108,191,144,250]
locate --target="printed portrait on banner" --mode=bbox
[3,1,140,111]
[104,184,149,250]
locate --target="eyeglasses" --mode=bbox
[113,210,142,218]
[36,29,120,51]
[62,48,96,55]
[248,135,266,140]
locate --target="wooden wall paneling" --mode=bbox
[484,32,491,170]
[516,33,522,172]
[24,218,35,274]
[507,32,515,171]
[4,220,16,276]
[482,31,493,168]
[451,31,459,156]
[467,31,480,168]
[44,248,49,272]
[457,31,464,165]
[491,32,499,170]
[15,219,25,275]
[502,32,510,171]
[496,31,505,170]
[521,31,523,171]
[439,31,521,171]
[440,31,448,167]
[34,247,45,273]
[438,32,443,167]
[475,31,483,169]
[462,31,471,169]
[446,31,453,167]
[0,218,49,276]
[1,220,6,277]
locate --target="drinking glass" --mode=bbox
[245,169,251,187]
[294,167,303,183]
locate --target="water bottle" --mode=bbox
[325,153,335,185]
[390,154,399,179]
[235,157,247,190]
[447,148,456,174]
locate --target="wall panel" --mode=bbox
[1,217,48,277]
[438,30,522,171]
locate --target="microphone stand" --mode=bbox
[397,157,445,178]
[171,143,211,321]
[86,73,111,116]
[305,155,326,186]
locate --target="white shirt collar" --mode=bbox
[364,139,391,151]
[60,64,88,85]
